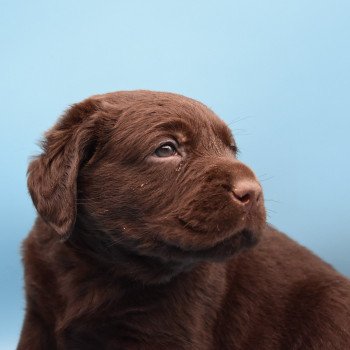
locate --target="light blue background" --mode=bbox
[1,0,349,348]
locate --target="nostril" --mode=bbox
[238,193,251,204]
[231,180,262,206]
[231,190,251,204]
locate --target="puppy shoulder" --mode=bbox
[222,226,350,347]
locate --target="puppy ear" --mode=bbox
[27,100,100,239]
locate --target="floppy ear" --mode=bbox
[27,99,100,239]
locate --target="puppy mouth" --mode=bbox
[176,214,251,246]
[177,217,209,235]
[172,209,265,259]
[159,216,261,259]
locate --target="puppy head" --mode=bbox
[28,91,266,280]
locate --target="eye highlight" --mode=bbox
[154,141,179,158]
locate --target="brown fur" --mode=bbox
[18,90,350,349]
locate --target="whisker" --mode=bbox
[264,199,282,204]
[226,116,254,127]
[266,208,277,214]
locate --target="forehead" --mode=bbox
[101,91,234,146]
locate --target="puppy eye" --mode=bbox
[154,142,178,157]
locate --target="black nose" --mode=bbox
[231,180,262,208]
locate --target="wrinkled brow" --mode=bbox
[153,118,198,136]
[146,118,200,146]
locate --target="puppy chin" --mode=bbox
[74,215,265,284]
[181,227,262,262]
[172,210,266,259]
[147,222,264,266]
[131,210,266,264]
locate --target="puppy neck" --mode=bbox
[67,219,197,285]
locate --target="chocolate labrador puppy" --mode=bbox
[18,91,350,349]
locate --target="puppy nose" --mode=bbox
[232,180,262,208]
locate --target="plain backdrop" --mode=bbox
[1,0,349,348]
